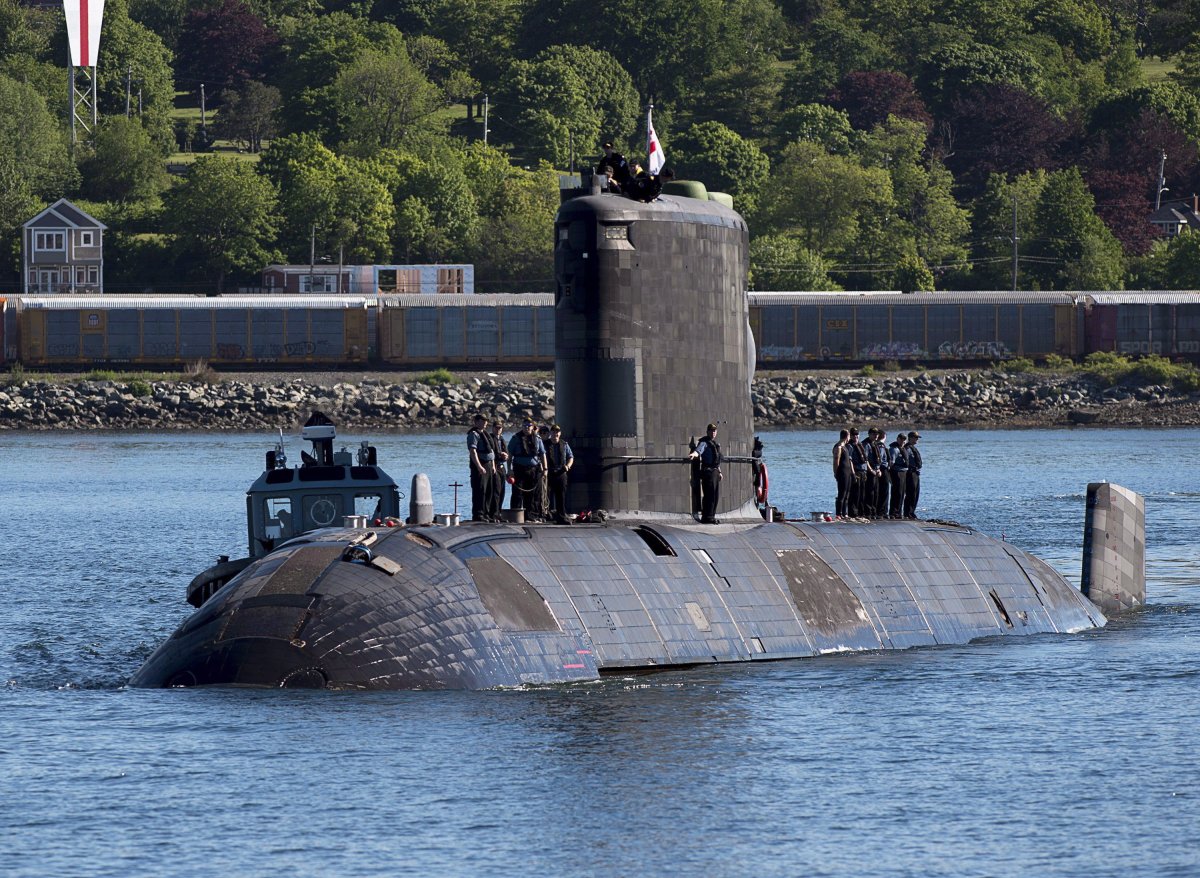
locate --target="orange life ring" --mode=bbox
[755,462,769,505]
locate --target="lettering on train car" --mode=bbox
[216,342,245,359]
[86,313,101,328]
[1118,340,1163,355]
[49,343,78,356]
[937,340,1011,359]
[145,342,175,356]
[760,345,807,360]
[1180,341,1200,353]
[860,341,926,360]
[283,341,317,357]
[825,319,849,330]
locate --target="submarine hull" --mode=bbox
[132,518,1105,690]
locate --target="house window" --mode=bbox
[87,266,98,285]
[34,231,64,251]
[299,274,336,293]
[80,231,94,247]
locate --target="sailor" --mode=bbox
[467,413,493,522]
[507,418,547,518]
[545,424,574,524]
[625,166,675,202]
[833,429,852,520]
[689,422,723,523]
[537,424,552,521]
[888,432,910,520]
[905,431,922,519]
[489,416,509,516]
[873,429,890,520]
[863,427,882,519]
[847,427,868,519]
[596,142,631,189]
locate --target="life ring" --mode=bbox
[755,462,769,505]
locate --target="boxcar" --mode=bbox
[1083,293,1200,358]
[376,294,555,365]
[748,291,1080,363]
[16,296,371,366]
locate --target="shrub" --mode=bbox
[85,369,119,381]
[1003,357,1035,373]
[418,367,457,386]
[1041,353,1075,372]
[859,364,876,377]
[4,363,25,386]
[1132,354,1176,385]
[882,359,902,372]
[1081,351,1134,386]
[128,379,152,398]
[182,358,219,383]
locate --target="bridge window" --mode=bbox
[264,497,294,539]
[355,494,383,520]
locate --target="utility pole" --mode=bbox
[569,131,575,174]
[482,93,489,145]
[1011,193,1019,293]
[137,86,143,116]
[309,224,316,291]
[1156,150,1168,210]
[125,64,132,117]
[200,83,208,145]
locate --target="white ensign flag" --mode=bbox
[646,108,664,175]
[64,0,105,68]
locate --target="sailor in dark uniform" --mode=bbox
[847,427,868,518]
[873,429,890,520]
[888,432,910,520]
[489,416,509,516]
[864,427,883,519]
[467,413,493,522]
[690,422,723,523]
[545,424,574,524]
[833,429,853,519]
[507,418,547,517]
[596,142,632,190]
[905,431,922,519]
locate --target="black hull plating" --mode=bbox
[131,519,1105,690]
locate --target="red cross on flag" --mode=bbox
[64,0,105,68]
[646,107,664,176]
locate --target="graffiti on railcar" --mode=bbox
[216,342,246,359]
[860,341,926,360]
[283,341,317,357]
[937,340,1012,359]
[759,345,807,360]
[1118,340,1163,355]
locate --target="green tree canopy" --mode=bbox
[164,156,281,292]
[669,121,770,216]
[79,116,169,202]
[1029,166,1125,290]
[334,44,444,153]
[749,234,840,291]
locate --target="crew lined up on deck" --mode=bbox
[833,427,923,521]
[467,413,572,524]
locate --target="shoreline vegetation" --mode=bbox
[3,355,1199,432]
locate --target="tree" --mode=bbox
[749,235,840,291]
[470,162,559,291]
[274,12,405,140]
[942,83,1076,196]
[970,170,1048,290]
[334,45,442,153]
[1084,168,1157,256]
[79,116,168,202]
[175,0,278,95]
[755,141,896,258]
[770,103,857,155]
[0,73,76,198]
[669,122,770,215]
[828,71,932,132]
[71,0,177,150]
[216,81,281,152]
[1160,232,1200,289]
[894,254,935,292]
[497,45,638,165]
[1029,167,1125,289]
[164,156,281,292]
[392,155,480,262]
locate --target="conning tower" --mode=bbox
[554,179,756,518]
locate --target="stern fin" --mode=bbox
[1081,482,1145,615]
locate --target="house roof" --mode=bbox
[23,198,107,231]
[1149,200,1200,228]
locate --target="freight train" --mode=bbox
[2,290,1198,369]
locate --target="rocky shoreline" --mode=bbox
[1,369,1198,432]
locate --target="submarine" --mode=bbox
[131,173,1146,690]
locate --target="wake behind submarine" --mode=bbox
[132,175,1146,690]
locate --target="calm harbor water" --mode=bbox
[1,428,1197,877]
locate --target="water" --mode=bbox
[2,428,1197,877]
